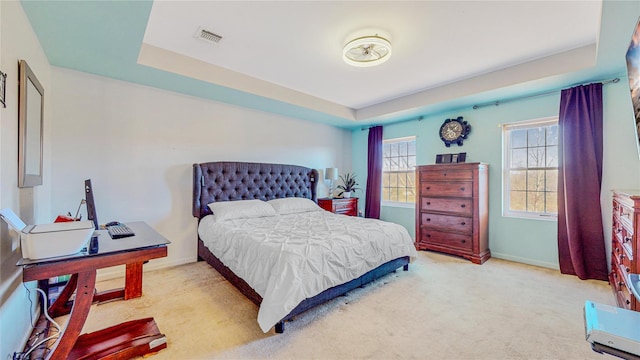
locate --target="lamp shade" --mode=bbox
[325,167,338,180]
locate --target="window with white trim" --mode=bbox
[503,117,558,219]
[382,137,416,205]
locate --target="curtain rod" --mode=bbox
[472,77,620,110]
[360,115,423,131]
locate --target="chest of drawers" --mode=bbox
[318,197,358,216]
[610,190,640,310]
[415,163,490,264]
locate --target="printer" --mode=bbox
[584,274,640,359]
[0,208,94,260]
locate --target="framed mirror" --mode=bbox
[18,60,44,187]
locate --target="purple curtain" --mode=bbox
[557,83,608,281]
[365,126,383,219]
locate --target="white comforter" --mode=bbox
[198,211,417,332]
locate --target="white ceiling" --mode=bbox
[140,1,602,123]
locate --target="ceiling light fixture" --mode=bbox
[342,35,392,67]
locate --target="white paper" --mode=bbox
[0,208,27,232]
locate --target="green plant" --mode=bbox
[336,173,361,196]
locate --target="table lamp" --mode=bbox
[325,167,338,198]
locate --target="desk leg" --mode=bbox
[124,262,143,300]
[48,273,78,318]
[47,270,96,360]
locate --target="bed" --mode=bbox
[192,161,417,333]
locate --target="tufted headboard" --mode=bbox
[192,161,318,219]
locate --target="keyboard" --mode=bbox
[107,224,135,239]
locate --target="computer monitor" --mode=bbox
[85,179,99,230]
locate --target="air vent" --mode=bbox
[195,27,222,44]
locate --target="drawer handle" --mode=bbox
[426,187,431,190]
[615,247,620,253]
[461,204,466,208]
[426,218,431,222]
[461,222,466,225]
[616,228,622,233]
[624,237,632,243]
[461,239,466,243]
[426,234,431,238]
[426,202,431,205]
[460,187,465,191]
[620,254,625,260]
[627,267,631,273]
[443,173,447,176]
[627,299,631,305]
[619,281,625,287]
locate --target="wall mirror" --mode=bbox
[18,60,44,187]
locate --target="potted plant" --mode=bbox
[337,173,361,198]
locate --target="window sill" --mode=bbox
[502,212,557,222]
[381,202,415,209]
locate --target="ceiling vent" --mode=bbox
[195,27,222,44]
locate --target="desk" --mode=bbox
[19,221,170,360]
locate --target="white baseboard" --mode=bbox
[96,256,197,282]
[491,252,559,270]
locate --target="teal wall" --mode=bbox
[352,78,640,269]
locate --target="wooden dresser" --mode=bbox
[415,163,490,264]
[318,197,358,216]
[610,190,640,310]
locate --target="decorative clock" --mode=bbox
[439,116,471,147]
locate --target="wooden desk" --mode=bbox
[19,221,169,360]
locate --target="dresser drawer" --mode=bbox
[418,228,473,251]
[420,181,473,198]
[613,238,633,270]
[420,169,473,181]
[318,198,357,216]
[618,202,635,229]
[612,239,624,268]
[334,201,355,212]
[421,213,472,234]
[610,265,633,309]
[420,197,473,216]
[335,208,356,216]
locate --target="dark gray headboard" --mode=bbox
[192,161,318,218]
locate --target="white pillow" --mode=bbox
[268,197,323,215]
[208,199,276,221]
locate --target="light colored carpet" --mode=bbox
[71,251,613,359]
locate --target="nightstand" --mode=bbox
[318,197,358,216]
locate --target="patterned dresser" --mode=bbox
[610,190,640,310]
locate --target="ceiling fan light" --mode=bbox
[343,35,392,67]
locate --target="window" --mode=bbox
[382,137,416,206]
[503,117,558,219]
